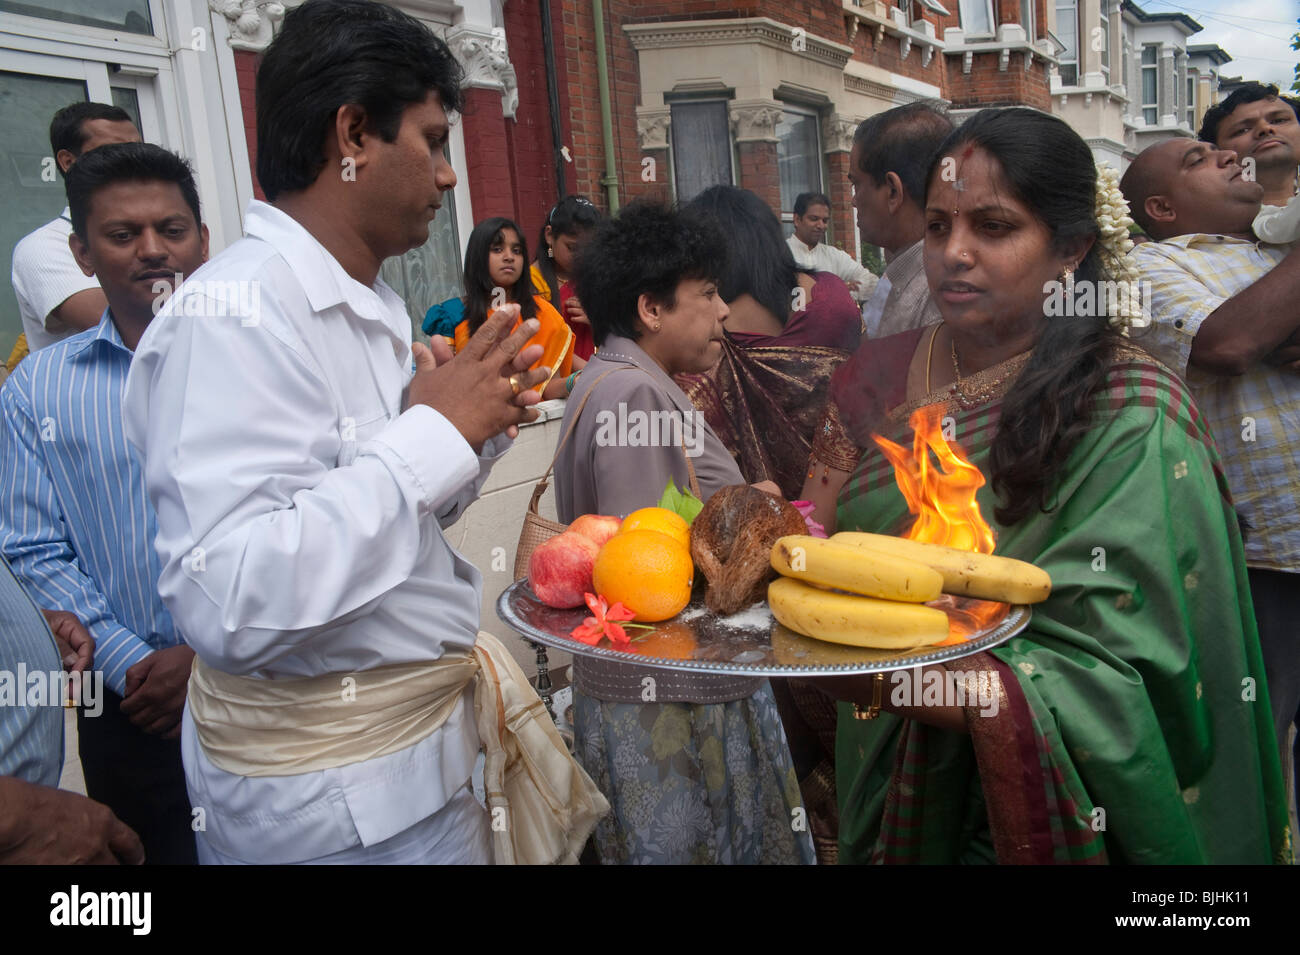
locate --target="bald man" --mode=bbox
[1122,137,1300,813]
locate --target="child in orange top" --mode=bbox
[453,217,581,400]
[531,195,603,361]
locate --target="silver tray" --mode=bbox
[496,580,1031,677]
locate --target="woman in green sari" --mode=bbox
[800,108,1291,864]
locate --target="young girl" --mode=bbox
[454,217,581,400]
[531,196,602,361]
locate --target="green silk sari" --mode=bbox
[829,329,1292,864]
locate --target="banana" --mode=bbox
[767,576,950,649]
[770,535,942,603]
[832,532,1051,604]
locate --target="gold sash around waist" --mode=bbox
[186,632,608,865]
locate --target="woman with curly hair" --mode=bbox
[802,108,1290,864]
[553,201,813,865]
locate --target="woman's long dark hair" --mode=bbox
[534,195,602,298]
[686,185,813,326]
[463,217,536,335]
[926,108,1121,526]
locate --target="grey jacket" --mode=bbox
[552,336,761,703]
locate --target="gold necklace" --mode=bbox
[924,323,940,393]
[928,324,1031,409]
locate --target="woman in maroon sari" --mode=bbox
[678,185,864,862]
[678,186,863,500]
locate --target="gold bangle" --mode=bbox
[853,673,886,720]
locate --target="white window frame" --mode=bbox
[667,96,737,204]
[2,2,251,255]
[0,0,170,51]
[1055,0,1079,86]
[775,103,825,225]
[1141,44,1159,126]
[1186,74,1196,128]
[1098,5,1109,81]
[959,0,997,38]
[1021,0,1036,42]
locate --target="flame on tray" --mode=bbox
[873,406,1008,643]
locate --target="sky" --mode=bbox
[1139,0,1298,90]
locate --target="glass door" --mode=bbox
[0,51,162,359]
[381,191,463,346]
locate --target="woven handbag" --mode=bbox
[513,367,626,581]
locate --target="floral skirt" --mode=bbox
[572,682,816,864]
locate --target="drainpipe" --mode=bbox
[539,0,567,201]
[591,0,620,213]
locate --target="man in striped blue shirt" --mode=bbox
[0,554,144,863]
[0,143,208,863]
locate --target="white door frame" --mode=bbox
[1,0,254,253]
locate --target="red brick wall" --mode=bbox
[556,0,966,216]
[547,0,581,199]
[233,23,571,244]
[737,140,780,211]
[851,5,953,87]
[502,0,564,253]
[825,150,854,253]
[461,87,515,222]
[944,54,1051,110]
[639,147,674,203]
[939,0,1048,110]
[233,50,263,201]
[551,0,1053,217]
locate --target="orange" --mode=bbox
[593,529,694,622]
[618,507,690,549]
[632,621,698,660]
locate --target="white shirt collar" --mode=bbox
[242,200,405,331]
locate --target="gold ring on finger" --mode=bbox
[509,374,523,397]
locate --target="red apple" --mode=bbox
[528,532,600,608]
[568,513,622,549]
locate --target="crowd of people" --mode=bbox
[0,0,1296,865]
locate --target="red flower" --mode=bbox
[570,593,638,646]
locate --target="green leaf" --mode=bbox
[656,478,705,525]
[678,488,704,525]
[656,478,681,513]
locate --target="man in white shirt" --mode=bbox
[11,102,140,353]
[785,191,878,302]
[848,103,952,339]
[123,0,599,865]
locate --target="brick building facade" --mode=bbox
[3,0,1228,360]
[220,1,1078,285]
[544,0,1060,262]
